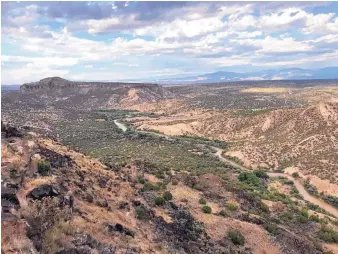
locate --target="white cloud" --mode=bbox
[205,55,253,67]
[230,36,312,54]
[2,2,338,83]
[2,55,79,67]
[2,65,69,84]
[134,17,225,40]
[87,17,121,34]
[302,13,336,34]
[257,8,307,32]
[237,31,263,38]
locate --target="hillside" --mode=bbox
[1,78,178,128]
[3,122,338,254]
[121,84,338,197]
[2,77,338,253]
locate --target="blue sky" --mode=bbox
[1,1,338,84]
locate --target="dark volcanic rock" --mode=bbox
[236,213,264,225]
[107,223,135,237]
[72,234,99,248]
[118,201,129,210]
[132,200,141,206]
[276,229,322,254]
[56,246,92,254]
[1,185,20,205]
[237,190,269,214]
[67,234,116,254]
[60,195,75,209]
[98,246,117,254]
[1,184,20,219]
[154,208,235,254]
[125,247,140,254]
[1,121,24,138]
[28,184,60,199]
[39,147,73,168]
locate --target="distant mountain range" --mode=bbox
[1,85,21,91]
[159,67,338,84]
[2,67,338,87]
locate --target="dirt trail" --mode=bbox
[268,173,338,218]
[114,119,338,218]
[212,147,249,171]
[212,147,338,218]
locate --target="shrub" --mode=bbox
[171,179,178,185]
[297,215,310,224]
[142,182,161,191]
[163,191,173,201]
[227,202,238,211]
[199,198,207,205]
[37,160,51,176]
[135,206,148,220]
[254,170,269,179]
[309,214,320,222]
[264,223,278,234]
[202,205,212,214]
[228,230,245,245]
[284,180,294,185]
[22,197,72,252]
[155,196,165,206]
[319,226,338,243]
[292,172,299,178]
[301,207,309,218]
[219,210,228,217]
[238,172,261,186]
[280,211,293,221]
[193,184,204,191]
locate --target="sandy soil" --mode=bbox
[241,88,288,93]
[309,176,338,197]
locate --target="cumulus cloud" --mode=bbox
[1,1,338,84]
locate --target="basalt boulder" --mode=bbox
[28,184,60,200]
[107,223,135,237]
[39,147,73,168]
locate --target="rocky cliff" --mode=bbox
[20,77,160,92]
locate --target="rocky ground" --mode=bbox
[2,122,338,254]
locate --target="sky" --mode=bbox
[1,1,338,84]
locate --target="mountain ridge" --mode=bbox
[158,67,338,84]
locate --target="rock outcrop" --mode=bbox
[28,184,60,200]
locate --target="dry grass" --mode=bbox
[1,220,35,254]
[73,200,159,253]
[200,215,281,254]
[1,145,11,159]
[23,176,56,190]
[241,88,288,93]
[318,87,338,95]
[42,221,76,253]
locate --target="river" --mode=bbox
[114,119,338,218]
[114,120,128,132]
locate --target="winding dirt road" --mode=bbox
[212,147,338,218]
[114,119,338,218]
